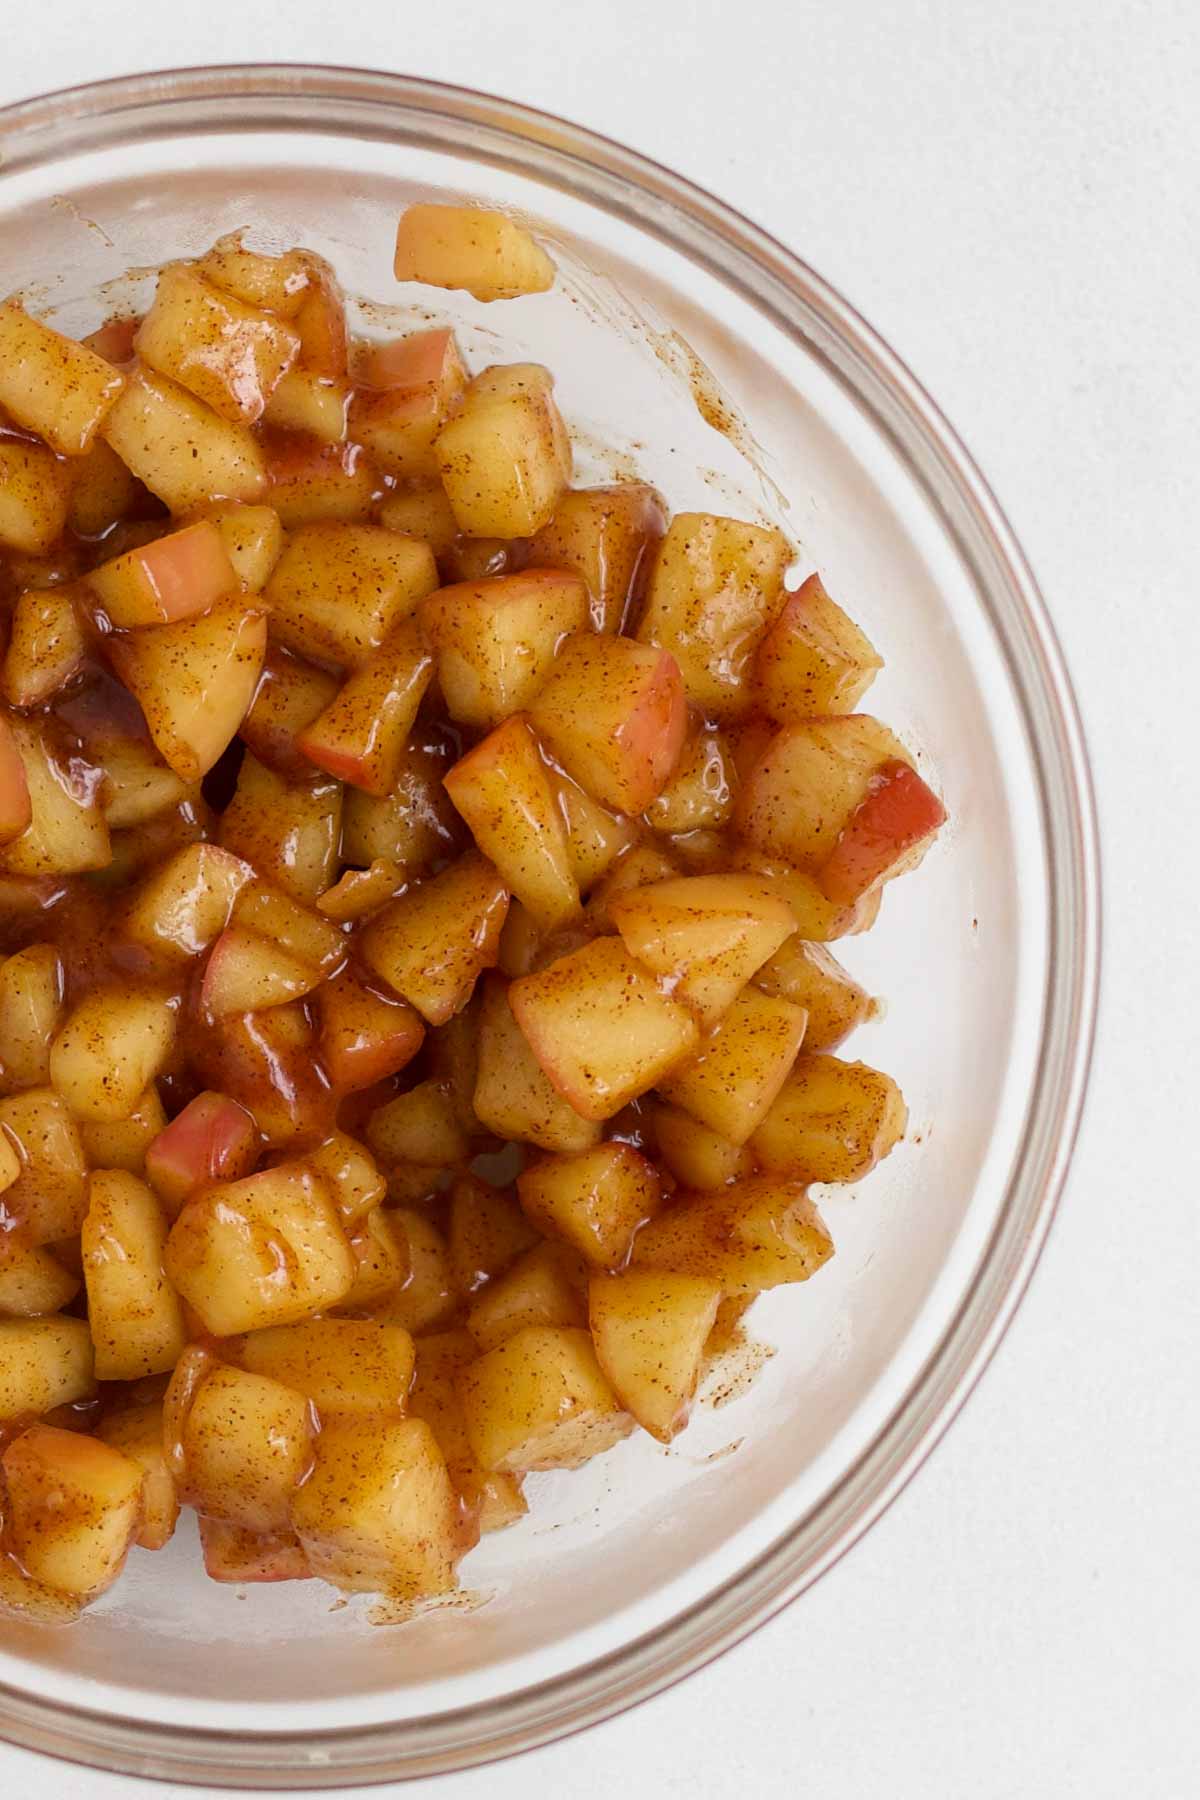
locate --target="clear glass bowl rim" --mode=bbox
[0,62,1100,1790]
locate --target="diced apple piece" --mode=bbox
[0,301,125,455]
[750,1053,907,1182]
[316,967,424,1092]
[265,437,378,527]
[81,1168,181,1377]
[239,646,339,778]
[217,754,342,904]
[235,1318,414,1417]
[366,1078,472,1171]
[551,768,640,895]
[362,853,510,1026]
[0,943,63,1092]
[819,758,947,904]
[510,937,698,1121]
[754,939,873,1051]
[589,1269,721,1442]
[445,715,580,929]
[164,1160,353,1335]
[77,1085,167,1174]
[93,1401,177,1551]
[2,585,87,707]
[340,729,461,870]
[143,1091,259,1217]
[186,1003,332,1149]
[264,522,437,669]
[87,520,236,630]
[0,717,108,875]
[293,256,349,378]
[49,989,176,1122]
[67,437,146,536]
[315,857,405,922]
[458,1325,631,1472]
[108,600,267,782]
[584,840,680,931]
[754,572,883,718]
[373,1208,459,1334]
[206,502,284,591]
[1,1425,142,1598]
[350,327,467,478]
[262,369,349,442]
[407,1331,527,1532]
[657,986,807,1145]
[0,1552,84,1623]
[95,738,189,832]
[0,1090,89,1245]
[637,513,790,718]
[231,880,346,973]
[517,1142,661,1269]
[734,714,914,870]
[530,633,687,813]
[178,1362,313,1533]
[394,205,554,302]
[0,1316,94,1419]
[196,235,311,318]
[135,265,299,424]
[420,569,587,729]
[297,617,433,793]
[645,726,735,835]
[290,1414,464,1599]
[447,1174,538,1297]
[610,871,796,1032]
[632,1177,834,1293]
[529,484,667,633]
[101,366,268,511]
[0,1245,79,1318]
[436,367,569,537]
[307,1131,386,1225]
[729,848,882,940]
[121,842,254,962]
[473,974,601,1154]
[199,926,322,1016]
[466,1243,586,1352]
[0,440,71,554]
[377,481,460,561]
[199,1519,313,1583]
[337,1206,410,1310]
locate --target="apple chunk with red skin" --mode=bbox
[317,967,425,1091]
[145,1090,260,1217]
[107,600,267,782]
[87,520,238,629]
[297,617,434,794]
[529,633,687,814]
[819,759,947,904]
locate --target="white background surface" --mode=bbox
[2,2,1197,1795]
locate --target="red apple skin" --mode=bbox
[620,650,689,814]
[818,760,947,904]
[91,521,237,628]
[145,1090,260,1214]
[357,327,461,392]
[318,967,426,1091]
[0,713,32,844]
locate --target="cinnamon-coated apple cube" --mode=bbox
[657,985,807,1145]
[0,441,71,554]
[729,847,881,940]
[754,572,883,719]
[307,1132,387,1226]
[818,758,947,904]
[187,1003,332,1148]
[293,257,349,378]
[95,737,190,832]
[265,437,378,526]
[340,735,462,871]
[407,1331,527,1532]
[517,1142,662,1269]
[2,585,87,707]
[447,1174,539,1297]
[101,366,268,511]
[198,1519,313,1584]
[0,1090,89,1245]
[231,881,346,973]
[0,1316,94,1420]
[551,768,640,894]
[262,369,350,442]
[529,483,666,632]
[426,998,484,1138]
[458,1324,632,1473]
[750,1053,907,1182]
[195,235,311,318]
[466,1243,587,1352]
[120,842,254,963]
[510,936,698,1121]
[77,1085,167,1174]
[0,713,33,845]
[236,1317,414,1417]
[0,1245,79,1317]
[67,437,146,536]
[0,943,63,1092]
[96,1400,178,1550]
[632,1177,834,1294]
[49,989,176,1123]
[206,502,284,591]
[108,599,267,782]
[377,481,460,560]
[637,513,790,718]
[87,519,237,629]
[644,726,735,835]
[754,939,873,1051]
[83,1170,182,1377]
[350,327,467,478]
[164,1160,353,1335]
[297,617,433,793]
[444,715,580,930]
[177,1362,314,1534]
[316,966,425,1091]
[361,853,510,1025]
[473,974,602,1154]
[144,1091,258,1217]
[420,569,588,729]
[217,754,342,903]
[338,1206,410,1310]
[0,1553,86,1623]
[199,926,324,1016]
[239,646,338,778]
[529,633,687,813]
[0,301,125,455]
[610,871,796,1032]
[264,522,437,668]
[314,857,405,922]
[734,714,913,870]
[589,1269,721,1443]
[394,204,555,301]
[290,1414,465,1599]
[584,840,680,930]
[135,265,300,424]
[1,1425,142,1599]
[436,373,568,537]
[372,1209,459,1334]
[365,1079,473,1170]
[0,718,109,876]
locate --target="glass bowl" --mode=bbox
[0,65,1099,1789]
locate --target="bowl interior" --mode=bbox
[0,94,1055,1755]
